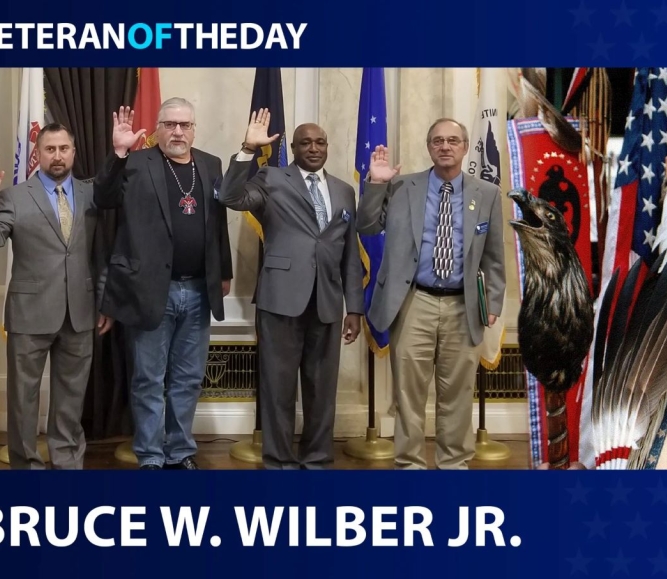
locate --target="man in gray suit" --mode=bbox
[357,118,506,470]
[0,123,112,469]
[219,108,364,469]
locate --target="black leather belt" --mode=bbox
[414,283,463,296]
[173,275,204,282]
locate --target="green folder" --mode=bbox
[477,269,490,327]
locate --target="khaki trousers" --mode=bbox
[390,288,481,469]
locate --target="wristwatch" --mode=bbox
[241,142,257,154]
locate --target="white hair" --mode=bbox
[157,97,196,123]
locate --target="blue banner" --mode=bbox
[1,471,667,577]
[248,67,288,178]
[355,68,389,355]
[1,0,667,66]
[243,67,289,241]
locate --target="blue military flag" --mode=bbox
[355,68,389,356]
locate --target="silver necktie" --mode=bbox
[307,173,328,231]
[433,181,454,278]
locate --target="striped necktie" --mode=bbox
[433,181,454,278]
[55,185,73,243]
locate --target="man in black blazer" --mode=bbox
[94,100,233,470]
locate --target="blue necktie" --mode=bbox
[307,173,328,231]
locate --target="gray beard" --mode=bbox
[164,143,190,159]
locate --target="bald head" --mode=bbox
[293,123,326,141]
[291,123,328,172]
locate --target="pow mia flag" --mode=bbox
[468,69,502,186]
[467,68,507,371]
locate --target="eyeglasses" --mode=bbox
[159,121,195,131]
[429,137,466,148]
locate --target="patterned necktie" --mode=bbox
[55,185,73,243]
[307,173,329,231]
[433,181,454,278]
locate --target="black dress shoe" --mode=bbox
[164,457,199,470]
[140,464,161,470]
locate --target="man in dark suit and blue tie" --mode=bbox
[219,108,364,470]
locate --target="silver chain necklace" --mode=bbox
[165,156,196,195]
[164,155,198,215]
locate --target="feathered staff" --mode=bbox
[508,188,595,469]
[510,176,667,470]
[590,165,667,469]
[591,258,667,468]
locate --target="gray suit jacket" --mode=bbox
[357,170,505,346]
[219,158,364,323]
[0,175,103,334]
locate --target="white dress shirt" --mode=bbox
[296,165,331,221]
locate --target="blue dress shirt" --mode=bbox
[37,171,75,222]
[414,169,464,289]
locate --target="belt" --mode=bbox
[414,283,464,297]
[172,275,205,282]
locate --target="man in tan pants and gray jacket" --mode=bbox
[357,118,506,470]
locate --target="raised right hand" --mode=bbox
[244,108,280,149]
[369,145,401,183]
[112,106,146,156]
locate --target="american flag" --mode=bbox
[603,68,666,286]
[578,67,667,467]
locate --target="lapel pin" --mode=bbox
[469,200,476,211]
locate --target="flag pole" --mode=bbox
[227,68,287,464]
[469,67,510,463]
[474,364,510,461]
[0,442,49,464]
[343,67,394,461]
[230,244,264,464]
[343,342,393,461]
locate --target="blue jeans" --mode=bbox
[127,279,210,467]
